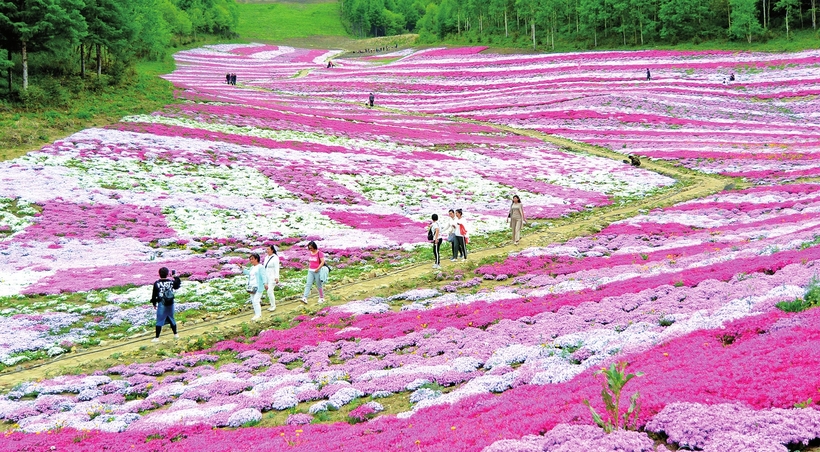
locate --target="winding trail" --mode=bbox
[0,96,739,391]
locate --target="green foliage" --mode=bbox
[728,0,763,43]
[776,276,820,312]
[235,2,347,42]
[795,397,814,408]
[583,361,643,433]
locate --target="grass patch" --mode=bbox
[235,1,348,42]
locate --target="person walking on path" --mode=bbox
[263,244,280,312]
[243,253,266,321]
[151,267,181,342]
[226,73,230,84]
[428,214,442,269]
[368,92,375,107]
[508,195,526,245]
[446,209,458,261]
[302,241,326,304]
[646,68,651,81]
[454,209,468,261]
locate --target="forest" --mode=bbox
[341,0,818,47]
[0,0,238,97]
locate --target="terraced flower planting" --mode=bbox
[4,182,820,451]
[2,43,820,451]
[0,44,672,368]
[262,46,820,183]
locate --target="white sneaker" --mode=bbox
[300,297,308,304]
[318,298,325,304]
[174,334,180,340]
[450,258,456,262]
[267,306,276,312]
[432,264,440,269]
[251,315,261,322]
[151,338,160,343]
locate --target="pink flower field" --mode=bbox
[2,44,820,451]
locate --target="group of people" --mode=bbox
[243,244,282,322]
[149,240,331,341]
[225,73,237,85]
[426,195,527,269]
[150,197,529,337]
[647,68,737,84]
[353,44,399,54]
[242,241,328,321]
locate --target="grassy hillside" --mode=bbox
[0,60,177,162]
[235,0,348,42]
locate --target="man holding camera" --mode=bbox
[151,267,182,342]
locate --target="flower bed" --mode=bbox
[261,47,820,183]
[4,182,820,450]
[3,44,820,450]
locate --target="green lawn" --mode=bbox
[235,1,348,42]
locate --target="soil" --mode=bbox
[0,70,738,391]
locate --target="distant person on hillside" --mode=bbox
[243,253,265,321]
[301,241,326,305]
[231,73,237,85]
[625,155,641,167]
[446,209,457,260]
[646,68,651,81]
[263,244,280,312]
[428,213,442,269]
[369,92,375,107]
[226,73,230,84]
[508,195,526,245]
[454,209,468,261]
[151,267,181,342]
[729,72,735,81]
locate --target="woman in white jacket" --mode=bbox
[263,244,280,311]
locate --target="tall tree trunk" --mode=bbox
[96,44,102,76]
[639,19,644,45]
[21,41,28,91]
[531,19,536,49]
[812,0,817,29]
[80,44,85,78]
[6,49,11,95]
[504,10,508,36]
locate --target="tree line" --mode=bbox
[0,0,238,95]
[341,0,817,47]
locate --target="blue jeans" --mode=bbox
[156,302,176,327]
[303,270,324,299]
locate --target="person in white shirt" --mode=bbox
[454,209,468,260]
[243,253,266,321]
[446,209,458,261]
[429,214,442,269]
[263,244,280,311]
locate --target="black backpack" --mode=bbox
[158,281,175,306]
[427,227,434,241]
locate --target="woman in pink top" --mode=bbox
[301,241,326,304]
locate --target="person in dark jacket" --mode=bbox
[151,267,182,342]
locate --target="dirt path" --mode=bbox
[0,108,737,390]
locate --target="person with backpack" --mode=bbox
[151,267,182,342]
[263,244,280,312]
[428,214,442,269]
[243,253,266,321]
